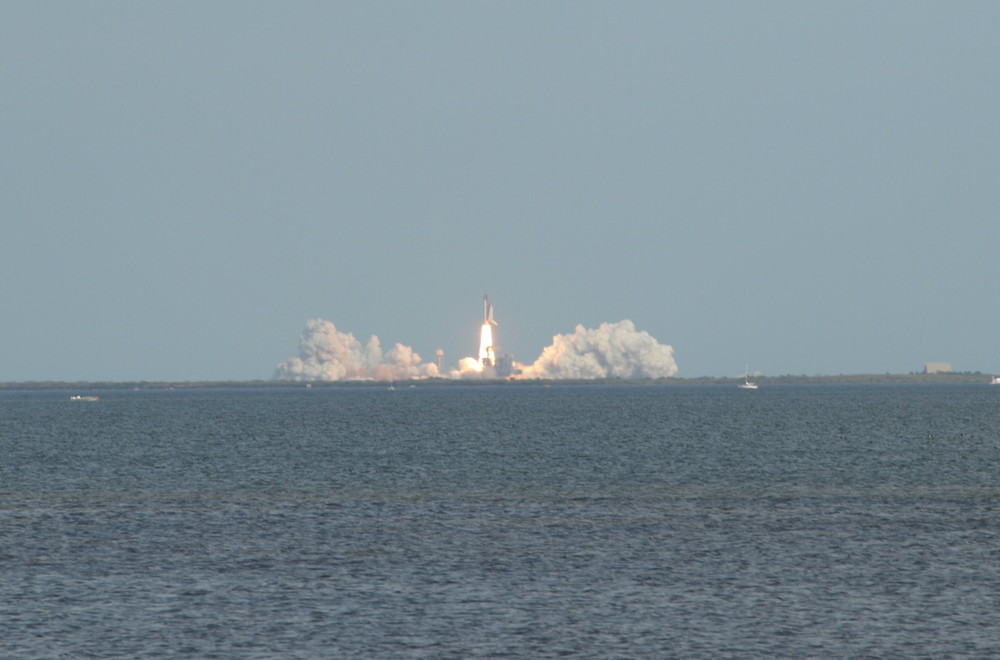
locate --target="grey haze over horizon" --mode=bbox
[3,2,998,382]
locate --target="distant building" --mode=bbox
[923,362,952,374]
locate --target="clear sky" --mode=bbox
[3,2,999,381]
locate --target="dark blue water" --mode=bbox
[2,384,999,658]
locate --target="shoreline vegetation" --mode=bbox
[1,372,997,390]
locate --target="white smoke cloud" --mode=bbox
[450,355,497,379]
[274,319,440,381]
[516,320,678,379]
[275,317,677,382]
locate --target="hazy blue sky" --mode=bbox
[3,2,999,381]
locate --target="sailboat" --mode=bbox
[738,364,758,389]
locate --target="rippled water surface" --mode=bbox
[2,384,1000,657]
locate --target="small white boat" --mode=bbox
[738,364,758,390]
[991,376,1000,385]
[69,395,100,401]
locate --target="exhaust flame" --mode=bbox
[478,324,495,367]
[450,294,503,378]
[450,323,496,378]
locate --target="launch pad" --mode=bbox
[477,295,515,378]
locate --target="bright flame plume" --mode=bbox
[478,324,495,367]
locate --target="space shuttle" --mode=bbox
[483,294,497,325]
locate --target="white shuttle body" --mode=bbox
[483,295,497,325]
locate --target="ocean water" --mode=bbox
[1,383,999,658]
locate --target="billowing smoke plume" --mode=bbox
[517,320,678,379]
[274,319,440,381]
[447,320,499,379]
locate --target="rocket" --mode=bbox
[483,294,497,325]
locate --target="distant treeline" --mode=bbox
[673,372,994,385]
[0,372,995,390]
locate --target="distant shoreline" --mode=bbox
[1,372,996,390]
